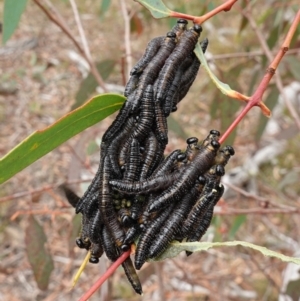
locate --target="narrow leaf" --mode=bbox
[3,0,28,44]
[228,215,246,239]
[194,42,232,96]
[0,94,125,184]
[99,0,111,17]
[152,241,300,266]
[134,0,172,18]
[25,216,54,290]
[167,115,188,140]
[73,60,116,109]
[194,43,271,117]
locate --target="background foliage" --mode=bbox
[0,0,299,300]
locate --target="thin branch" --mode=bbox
[78,250,131,301]
[215,207,300,215]
[119,0,133,77]
[69,0,92,62]
[208,48,300,61]
[33,0,107,92]
[220,8,300,144]
[0,178,92,203]
[170,0,238,24]
[243,7,300,130]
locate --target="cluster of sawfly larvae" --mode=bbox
[62,20,235,295]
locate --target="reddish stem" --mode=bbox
[219,9,300,144]
[78,250,131,301]
[170,0,238,24]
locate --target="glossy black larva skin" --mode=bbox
[64,20,237,295]
[135,202,175,270]
[127,32,177,112]
[155,25,202,104]
[122,258,143,295]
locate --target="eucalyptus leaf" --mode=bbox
[152,241,300,266]
[0,94,125,184]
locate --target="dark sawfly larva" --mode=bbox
[130,36,164,75]
[127,32,177,112]
[109,172,181,195]
[101,225,119,261]
[181,164,225,236]
[132,85,154,142]
[175,38,208,106]
[99,155,127,250]
[122,257,143,295]
[147,182,204,259]
[123,138,141,182]
[186,184,224,256]
[155,25,202,104]
[118,207,134,227]
[148,138,220,213]
[134,202,175,270]
[59,184,80,208]
[124,74,140,97]
[101,100,132,145]
[108,116,135,178]
[151,149,182,177]
[129,19,188,76]
[89,242,104,264]
[163,51,195,116]
[139,131,160,180]
[154,99,168,143]
[89,209,103,244]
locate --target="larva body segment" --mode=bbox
[128,32,177,112]
[155,25,202,104]
[124,74,140,97]
[101,225,119,261]
[102,101,132,144]
[99,156,125,249]
[135,202,175,270]
[154,100,168,143]
[89,209,103,244]
[110,172,181,195]
[147,184,201,259]
[163,52,195,116]
[122,257,143,295]
[151,149,182,177]
[130,36,164,76]
[148,139,220,213]
[90,242,104,264]
[108,117,135,178]
[139,131,159,180]
[186,184,224,256]
[123,138,141,182]
[132,85,154,142]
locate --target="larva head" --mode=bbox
[215,145,235,165]
[89,256,99,264]
[193,24,202,35]
[187,137,198,145]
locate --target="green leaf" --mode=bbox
[152,241,300,266]
[3,0,28,44]
[73,60,116,110]
[25,216,54,290]
[134,0,172,18]
[0,94,125,184]
[99,0,111,17]
[228,215,246,239]
[194,43,233,97]
[167,115,188,140]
